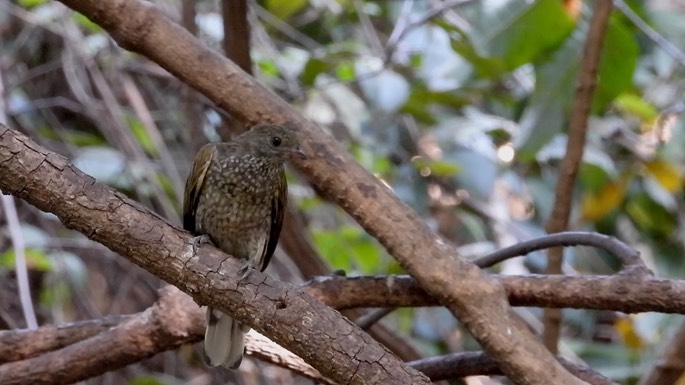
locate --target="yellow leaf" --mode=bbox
[615,316,644,350]
[645,160,683,193]
[581,179,628,221]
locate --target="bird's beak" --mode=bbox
[292,147,307,160]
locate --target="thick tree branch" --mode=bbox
[0,286,336,385]
[306,274,685,314]
[54,1,581,383]
[0,286,201,385]
[4,268,680,384]
[0,315,128,364]
[0,125,427,385]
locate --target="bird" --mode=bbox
[182,124,306,369]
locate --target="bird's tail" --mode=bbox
[203,307,250,369]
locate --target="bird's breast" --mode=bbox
[194,155,284,259]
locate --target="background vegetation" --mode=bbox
[2,0,685,384]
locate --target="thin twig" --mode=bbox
[613,0,685,69]
[474,231,650,274]
[409,351,616,385]
[355,308,395,330]
[0,194,38,329]
[542,0,614,354]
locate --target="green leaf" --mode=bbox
[335,61,356,81]
[265,0,308,20]
[37,126,105,147]
[592,16,639,112]
[312,225,383,274]
[18,0,47,8]
[515,14,638,158]
[445,0,576,77]
[72,12,103,33]
[412,158,461,177]
[0,248,53,271]
[515,26,583,159]
[614,93,658,122]
[257,59,280,78]
[626,193,675,236]
[443,24,507,78]
[481,0,576,70]
[301,58,335,86]
[126,115,157,157]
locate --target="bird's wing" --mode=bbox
[260,170,287,271]
[183,143,216,233]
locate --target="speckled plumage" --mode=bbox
[182,124,305,369]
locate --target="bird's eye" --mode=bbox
[271,137,282,147]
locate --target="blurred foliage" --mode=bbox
[3,0,685,384]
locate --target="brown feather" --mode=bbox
[262,171,287,271]
[183,144,216,233]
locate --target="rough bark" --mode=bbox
[54,1,584,383]
[0,125,427,385]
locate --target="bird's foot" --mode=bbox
[189,234,213,256]
[237,261,256,281]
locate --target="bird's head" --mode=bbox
[239,124,307,161]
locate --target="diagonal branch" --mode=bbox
[53,1,582,383]
[0,124,428,385]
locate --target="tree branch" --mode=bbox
[0,124,428,385]
[543,0,614,354]
[409,352,615,385]
[0,315,128,364]
[0,286,201,385]
[53,1,583,382]
[306,274,685,314]
[4,269,681,384]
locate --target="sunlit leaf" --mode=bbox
[18,0,47,8]
[412,158,461,177]
[614,93,659,123]
[256,59,280,78]
[581,177,630,221]
[0,248,53,272]
[312,225,383,274]
[645,159,683,193]
[615,317,645,350]
[336,61,356,81]
[72,12,103,33]
[265,0,307,20]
